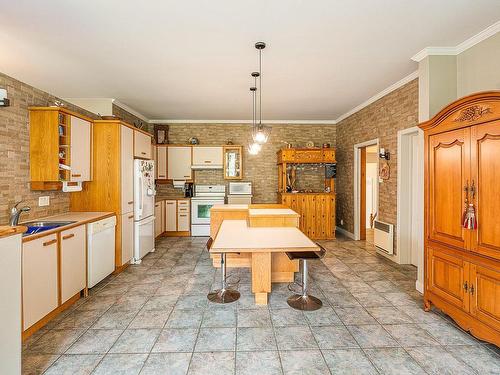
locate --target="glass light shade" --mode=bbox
[252,124,271,144]
[248,142,262,155]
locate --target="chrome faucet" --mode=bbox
[9,201,31,226]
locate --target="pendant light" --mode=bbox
[248,84,261,155]
[253,41,271,144]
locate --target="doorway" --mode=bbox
[354,139,379,241]
[397,127,424,291]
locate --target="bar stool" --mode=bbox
[206,237,240,304]
[285,243,327,311]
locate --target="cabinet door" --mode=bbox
[157,146,168,180]
[22,235,58,330]
[168,147,192,180]
[428,128,471,250]
[165,200,177,231]
[155,201,164,237]
[121,212,134,265]
[193,146,223,166]
[426,246,469,311]
[70,116,92,182]
[469,263,500,331]
[60,225,86,303]
[134,131,152,159]
[121,126,134,214]
[470,122,500,260]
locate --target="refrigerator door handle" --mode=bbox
[139,173,144,217]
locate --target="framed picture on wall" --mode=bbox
[154,124,169,144]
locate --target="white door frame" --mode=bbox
[396,126,424,292]
[353,138,379,241]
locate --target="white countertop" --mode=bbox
[211,220,318,253]
[248,208,299,217]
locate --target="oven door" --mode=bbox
[191,199,225,225]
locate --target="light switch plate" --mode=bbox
[39,196,50,206]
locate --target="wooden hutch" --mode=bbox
[277,148,336,239]
[420,91,500,346]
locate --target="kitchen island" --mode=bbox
[210,204,316,304]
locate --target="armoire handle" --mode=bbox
[470,180,476,200]
[463,281,468,292]
[464,180,469,203]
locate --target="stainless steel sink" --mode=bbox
[22,221,76,236]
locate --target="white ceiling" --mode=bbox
[0,1,499,121]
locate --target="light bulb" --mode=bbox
[248,142,261,155]
[254,130,267,144]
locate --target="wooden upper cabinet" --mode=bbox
[120,126,134,214]
[469,263,500,331]
[157,146,168,180]
[470,122,500,260]
[427,246,470,311]
[134,130,152,159]
[168,146,192,180]
[428,128,470,250]
[69,116,92,182]
[192,146,223,167]
[29,107,93,190]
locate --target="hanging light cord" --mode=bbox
[259,48,262,127]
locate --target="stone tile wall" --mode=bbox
[335,79,419,253]
[0,72,98,224]
[158,124,337,203]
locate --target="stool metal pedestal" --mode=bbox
[206,237,240,304]
[286,244,327,311]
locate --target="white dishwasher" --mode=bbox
[87,216,116,288]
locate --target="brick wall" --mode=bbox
[159,124,337,203]
[0,72,98,224]
[335,79,418,253]
[112,104,152,133]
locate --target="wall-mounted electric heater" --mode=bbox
[374,220,394,255]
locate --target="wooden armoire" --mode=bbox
[420,91,500,346]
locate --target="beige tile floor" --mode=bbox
[22,235,500,374]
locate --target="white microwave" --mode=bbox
[229,182,252,195]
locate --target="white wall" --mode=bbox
[64,98,114,116]
[457,32,500,97]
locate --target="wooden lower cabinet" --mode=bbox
[469,263,500,332]
[279,193,335,239]
[161,199,191,236]
[165,200,177,232]
[425,244,500,345]
[426,246,469,311]
[121,213,134,265]
[22,235,59,330]
[60,225,86,304]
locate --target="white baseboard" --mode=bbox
[415,280,424,294]
[335,226,355,239]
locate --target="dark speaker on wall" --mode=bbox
[325,163,336,178]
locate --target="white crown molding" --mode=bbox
[112,99,150,122]
[411,20,500,62]
[334,70,419,124]
[149,119,337,125]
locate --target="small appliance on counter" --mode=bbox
[191,184,226,236]
[227,181,252,204]
[184,182,194,197]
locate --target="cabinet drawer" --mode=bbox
[60,225,86,303]
[177,212,190,232]
[22,234,59,330]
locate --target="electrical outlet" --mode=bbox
[340,219,344,225]
[39,196,50,206]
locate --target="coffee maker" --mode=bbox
[184,182,193,198]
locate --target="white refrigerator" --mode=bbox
[133,159,156,264]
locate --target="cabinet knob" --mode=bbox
[128,215,134,219]
[128,201,133,205]
[71,174,82,177]
[43,239,57,247]
[62,233,75,240]
[141,152,147,155]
